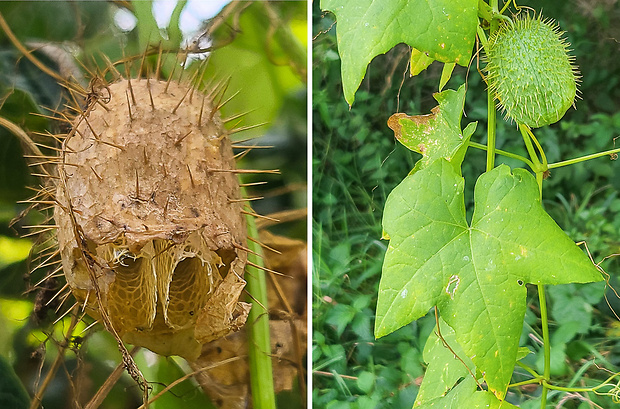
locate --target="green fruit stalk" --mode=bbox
[485,14,579,128]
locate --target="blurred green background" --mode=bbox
[313,1,620,408]
[0,1,306,408]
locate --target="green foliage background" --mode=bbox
[313,1,620,408]
[0,1,306,408]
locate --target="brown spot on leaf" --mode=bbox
[387,108,439,146]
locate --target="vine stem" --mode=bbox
[244,198,276,409]
[538,283,551,408]
[490,0,500,32]
[487,88,497,172]
[510,378,543,388]
[533,155,550,408]
[542,371,620,392]
[519,120,550,408]
[481,5,498,173]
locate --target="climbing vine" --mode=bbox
[320,0,620,406]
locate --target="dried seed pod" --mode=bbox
[54,78,250,361]
[485,14,579,128]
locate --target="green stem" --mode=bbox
[542,370,620,392]
[524,127,548,168]
[486,80,497,172]
[510,366,620,394]
[536,172,544,201]
[538,284,550,408]
[500,0,512,14]
[516,361,542,379]
[519,124,542,171]
[509,378,543,388]
[468,141,536,170]
[548,147,620,169]
[532,162,550,408]
[244,206,276,409]
[490,0,500,32]
[481,7,499,173]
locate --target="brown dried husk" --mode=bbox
[190,231,307,409]
[54,78,250,361]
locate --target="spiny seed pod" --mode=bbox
[485,14,579,128]
[53,76,251,361]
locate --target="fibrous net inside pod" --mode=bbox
[54,77,251,361]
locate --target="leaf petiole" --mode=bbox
[548,147,620,169]
[516,361,542,379]
[508,378,543,389]
[510,365,620,395]
[468,141,536,169]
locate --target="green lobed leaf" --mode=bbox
[376,159,602,397]
[416,339,521,409]
[387,85,476,174]
[320,0,478,105]
[439,63,456,92]
[415,318,475,405]
[417,377,519,409]
[410,48,434,76]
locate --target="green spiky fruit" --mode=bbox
[485,14,579,128]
